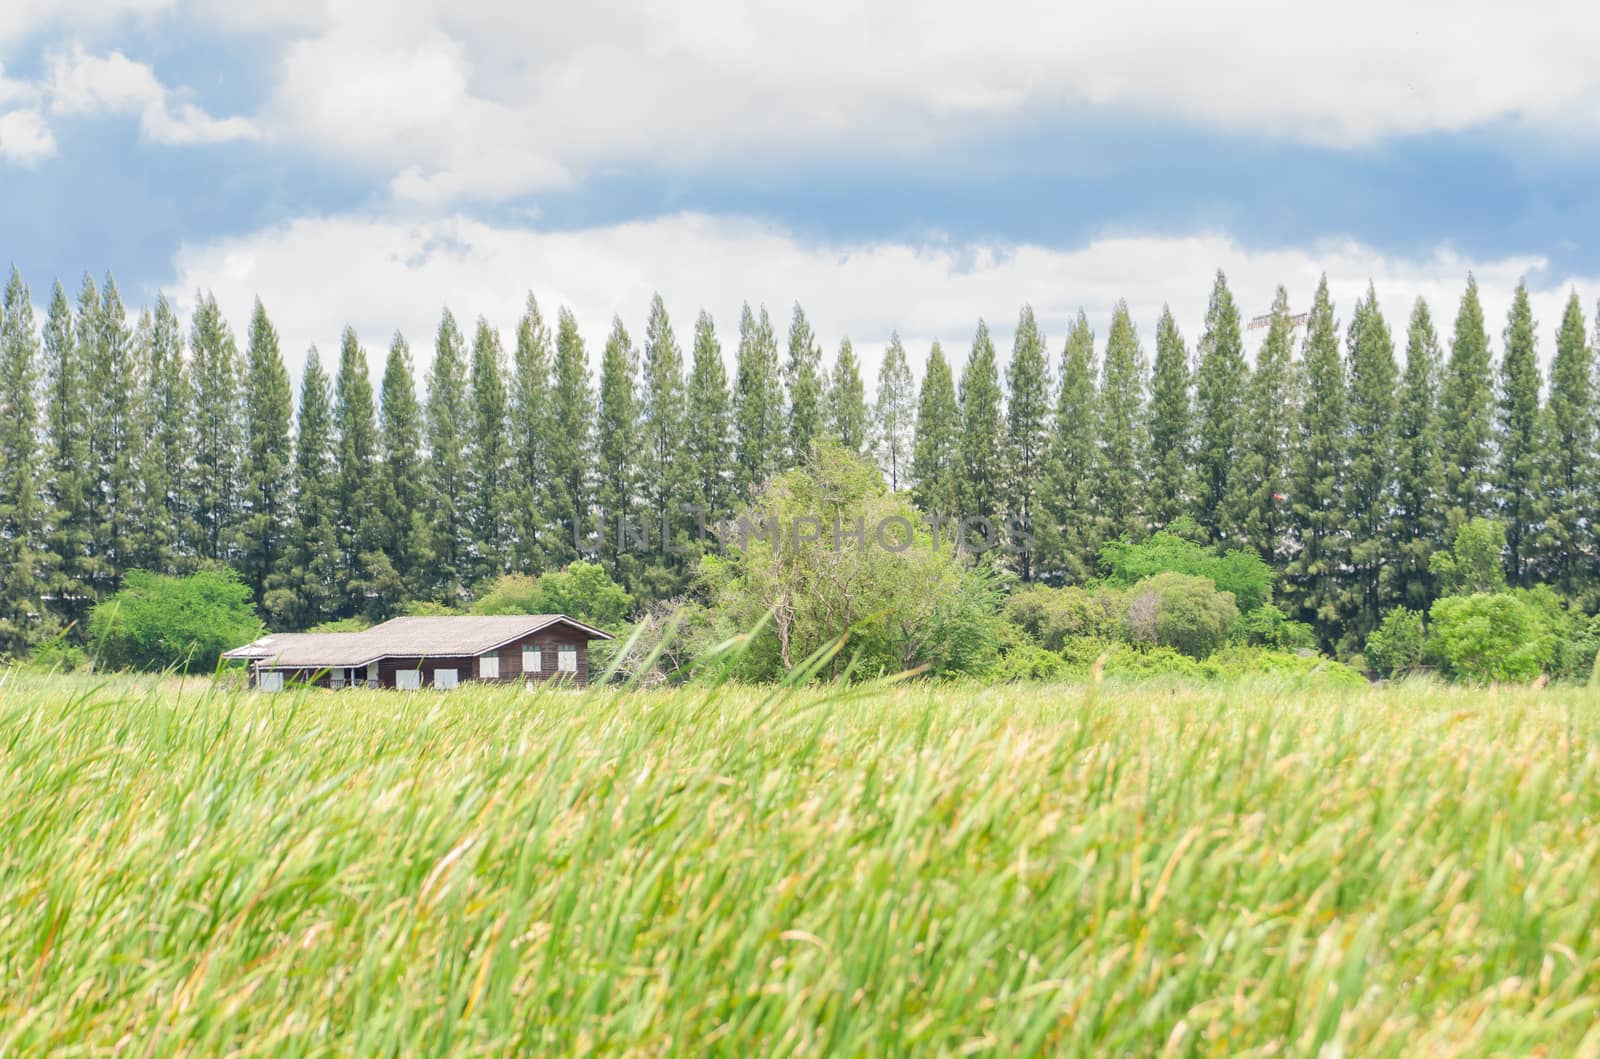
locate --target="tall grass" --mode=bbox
[2,669,1599,1056]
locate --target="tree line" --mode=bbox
[0,267,1596,659]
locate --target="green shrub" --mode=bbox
[307,616,371,633]
[1429,518,1508,596]
[1198,646,1368,687]
[1425,592,1553,684]
[1004,584,1122,650]
[25,639,88,673]
[1122,572,1239,659]
[87,569,262,673]
[1232,603,1317,651]
[1364,608,1426,676]
[1099,530,1275,612]
[473,562,632,630]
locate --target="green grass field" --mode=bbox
[3,671,1599,1057]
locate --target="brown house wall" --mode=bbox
[258,626,596,690]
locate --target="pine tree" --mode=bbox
[827,338,869,456]
[595,316,641,580]
[1038,311,1099,581]
[136,296,191,572]
[687,310,733,524]
[0,268,49,654]
[1542,292,1595,601]
[466,318,513,584]
[426,310,472,600]
[507,294,553,573]
[1003,308,1050,579]
[1491,284,1544,586]
[333,326,385,616]
[1147,306,1194,530]
[1229,287,1295,557]
[1094,301,1147,542]
[1342,283,1399,650]
[377,332,432,597]
[1194,270,1247,538]
[874,332,916,491]
[959,320,1005,536]
[733,304,784,499]
[82,275,141,593]
[1438,275,1494,530]
[1391,298,1446,611]
[41,282,92,634]
[785,303,824,463]
[547,307,593,565]
[282,348,340,628]
[640,294,691,574]
[1284,277,1347,649]
[237,299,294,607]
[189,292,242,564]
[910,341,961,519]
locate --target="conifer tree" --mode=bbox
[507,294,553,573]
[0,269,48,654]
[687,310,733,524]
[333,326,386,616]
[1284,277,1347,648]
[785,303,824,463]
[958,321,1005,535]
[282,349,339,627]
[1229,287,1295,556]
[1438,275,1494,529]
[1542,292,1595,600]
[827,338,869,456]
[733,304,784,499]
[595,316,641,580]
[1094,301,1147,542]
[82,275,141,592]
[1495,284,1544,586]
[41,282,92,634]
[1195,270,1247,539]
[378,332,432,596]
[466,318,513,584]
[1038,312,1098,581]
[1004,308,1050,579]
[189,292,242,565]
[1146,306,1194,530]
[547,307,593,565]
[426,310,472,600]
[910,341,961,519]
[237,299,294,606]
[640,294,690,572]
[1392,298,1446,611]
[136,296,191,573]
[1342,283,1399,649]
[874,332,916,491]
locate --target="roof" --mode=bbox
[222,614,613,669]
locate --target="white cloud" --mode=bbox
[0,108,55,165]
[0,0,173,45]
[167,210,1588,389]
[47,44,258,144]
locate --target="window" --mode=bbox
[434,668,458,690]
[396,669,421,691]
[259,670,284,692]
[523,646,542,673]
[558,646,578,673]
[480,653,501,680]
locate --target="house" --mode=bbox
[222,614,614,690]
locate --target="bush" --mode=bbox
[1100,530,1275,612]
[473,562,632,630]
[1198,646,1368,687]
[87,569,262,673]
[1425,592,1553,684]
[1122,572,1239,659]
[1004,584,1122,650]
[307,616,371,633]
[25,639,88,673]
[1232,603,1316,651]
[1364,608,1426,676]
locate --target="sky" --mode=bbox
[4,0,1600,384]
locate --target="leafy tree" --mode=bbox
[426,310,472,599]
[1094,301,1146,541]
[784,303,824,463]
[874,332,916,491]
[595,316,641,580]
[1284,277,1347,648]
[1425,592,1553,684]
[237,300,294,606]
[507,294,553,573]
[466,318,513,582]
[1121,572,1239,659]
[275,349,340,627]
[1004,307,1050,579]
[0,268,49,654]
[189,292,242,565]
[1038,311,1098,581]
[1364,608,1425,676]
[547,307,593,566]
[1392,299,1446,611]
[827,337,869,456]
[686,310,733,523]
[135,296,191,573]
[88,568,261,673]
[958,320,1004,531]
[378,332,432,596]
[332,327,386,616]
[472,561,632,631]
[1147,306,1194,530]
[1342,283,1399,650]
[1439,275,1494,528]
[1494,284,1544,585]
[1099,527,1275,613]
[42,281,93,634]
[910,341,961,518]
[1429,517,1507,596]
[1542,292,1596,601]
[733,303,784,499]
[1229,287,1295,555]
[639,294,691,575]
[1194,270,1247,536]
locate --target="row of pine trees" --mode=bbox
[0,267,1597,658]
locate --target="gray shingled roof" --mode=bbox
[223,614,612,668]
